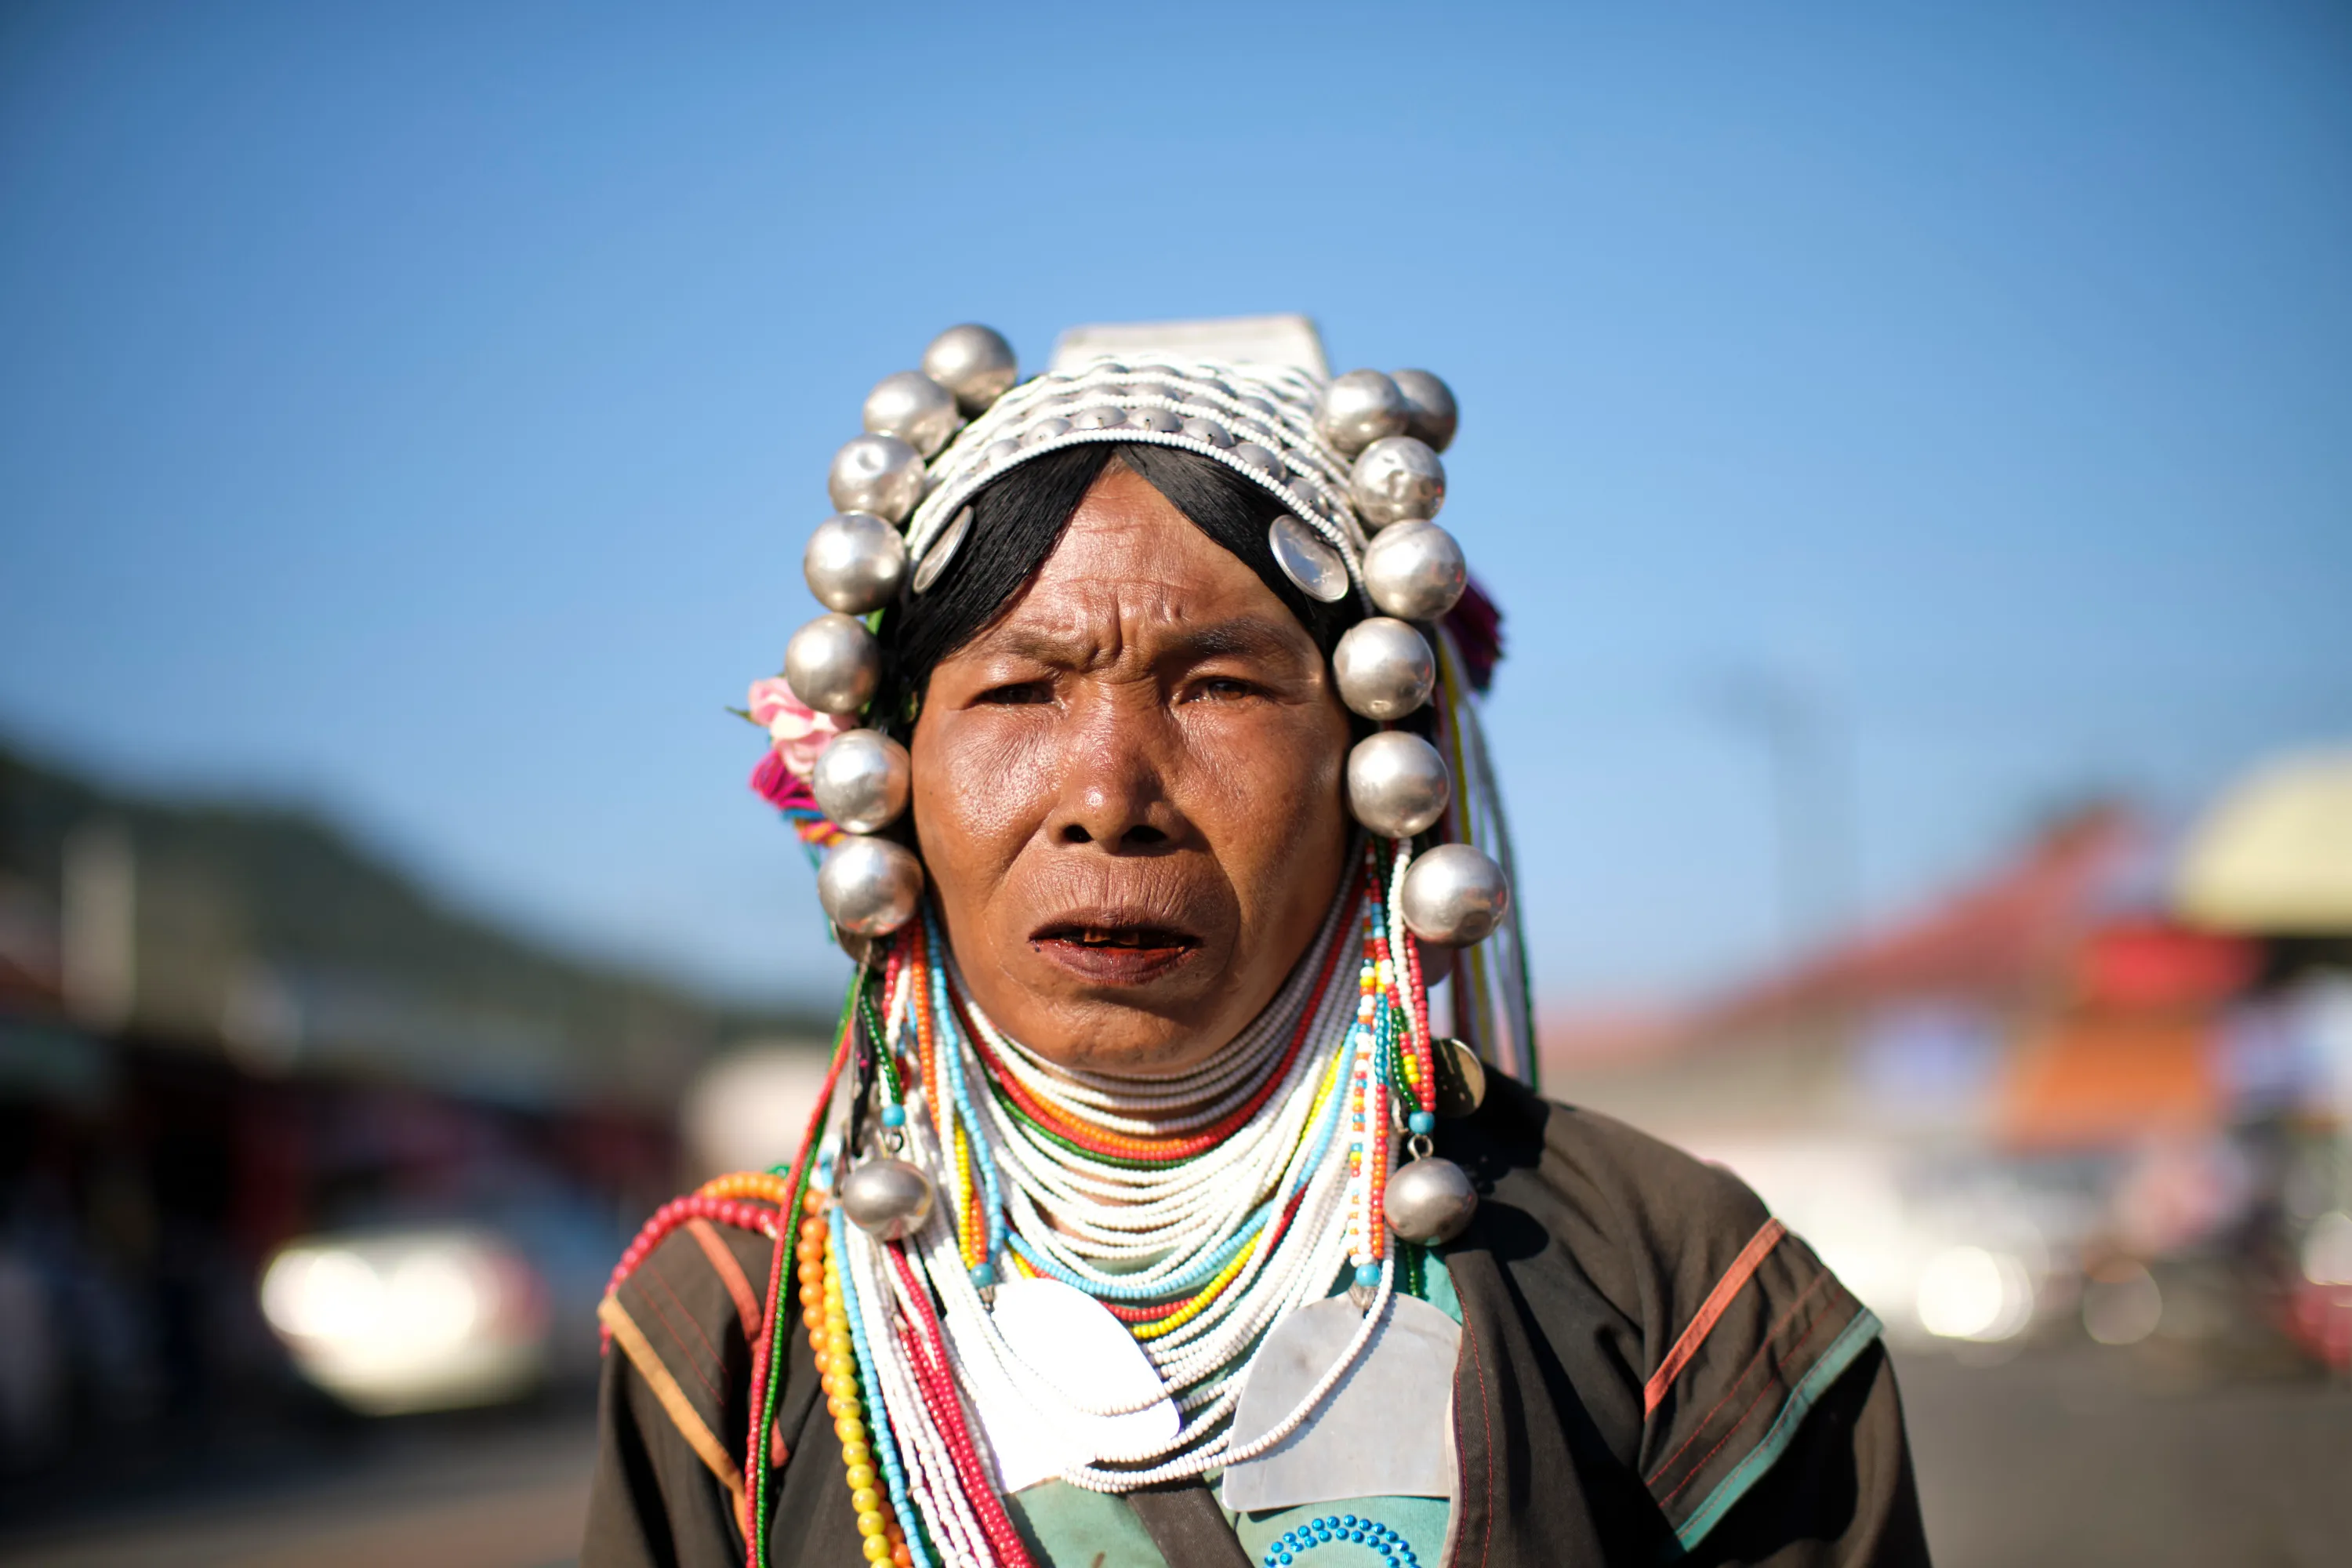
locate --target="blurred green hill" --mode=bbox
[0,737,819,1109]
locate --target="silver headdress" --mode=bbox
[772,316,1534,1080]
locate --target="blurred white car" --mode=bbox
[257,1195,619,1415]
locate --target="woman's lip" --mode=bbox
[1029,934,1199,985]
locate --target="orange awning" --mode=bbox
[1997,1009,2220,1149]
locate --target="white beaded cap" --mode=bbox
[902,356,1371,599]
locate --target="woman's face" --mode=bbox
[911,464,1353,1076]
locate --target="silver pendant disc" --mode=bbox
[1269,514,1351,604]
[912,506,973,594]
[1219,1294,1460,1512]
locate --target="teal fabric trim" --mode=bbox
[1668,1309,1882,1555]
[1006,1480,1171,1566]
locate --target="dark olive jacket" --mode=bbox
[584,1075,1930,1566]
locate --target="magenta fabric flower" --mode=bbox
[750,745,817,811]
[747,676,850,777]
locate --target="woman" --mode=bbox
[586,325,1929,1568]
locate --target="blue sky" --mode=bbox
[2,2,2347,1009]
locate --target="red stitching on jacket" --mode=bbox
[1653,1294,1841,1507]
[687,1217,765,1344]
[1458,1304,1494,1568]
[639,1253,728,1406]
[1643,1219,1786,1415]
[1644,1271,1833,1487]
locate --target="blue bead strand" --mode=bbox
[1261,1512,1419,1566]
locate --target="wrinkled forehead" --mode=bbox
[946,474,1326,670]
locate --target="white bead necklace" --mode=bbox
[829,849,1415,1566]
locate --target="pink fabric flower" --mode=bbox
[746,676,850,778]
[750,745,818,811]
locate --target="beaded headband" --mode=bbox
[761,321,1534,1076]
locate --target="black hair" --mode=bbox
[869,443,1360,737]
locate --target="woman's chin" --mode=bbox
[971,958,1248,1076]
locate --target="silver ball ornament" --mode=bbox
[837,1156,935,1241]
[1349,436,1446,529]
[816,834,925,938]
[1384,1156,1477,1243]
[1362,520,1467,622]
[1331,617,1436,721]
[828,434,927,525]
[1390,369,1459,453]
[810,728,911,833]
[863,371,965,460]
[784,612,881,716]
[803,512,907,614]
[1399,843,1511,946]
[1314,369,1410,458]
[1346,731,1452,840]
[921,324,1019,415]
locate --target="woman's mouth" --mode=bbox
[1029,916,1201,985]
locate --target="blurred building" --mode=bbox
[1544,768,2352,1369]
[0,739,823,1472]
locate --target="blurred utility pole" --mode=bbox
[62,818,136,1030]
[1705,667,1855,960]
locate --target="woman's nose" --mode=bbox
[1047,695,1179,851]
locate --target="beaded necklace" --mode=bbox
[764,837,1440,1568]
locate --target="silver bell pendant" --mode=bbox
[837,1154,935,1242]
[1384,1142,1478,1245]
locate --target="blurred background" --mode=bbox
[2,2,2347,1563]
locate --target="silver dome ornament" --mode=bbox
[1384,1153,1477,1244]
[816,834,925,937]
[1361,520,1467,622]
[837,1156,935,1241]
[802,512,907,614]
[1231,442,1287,480]
[784,612,882,716]
[1399,843,1511,946]
[1268,514,1350,604]
[1390,370,1459,453]
[828,434,927,525]
[863,370,964,460]
[1180,416,1234,448]
[920,324,1018,416]
[1346,731,1452,840]
[1314,370,1410,458]
[1349,436,1446,529]
[809,728,911,833]
[1332,618,1437,720]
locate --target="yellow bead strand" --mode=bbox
[803,1210,909,1566]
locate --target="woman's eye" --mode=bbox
[977,681,1054,706]
[1187,677,1261,703]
